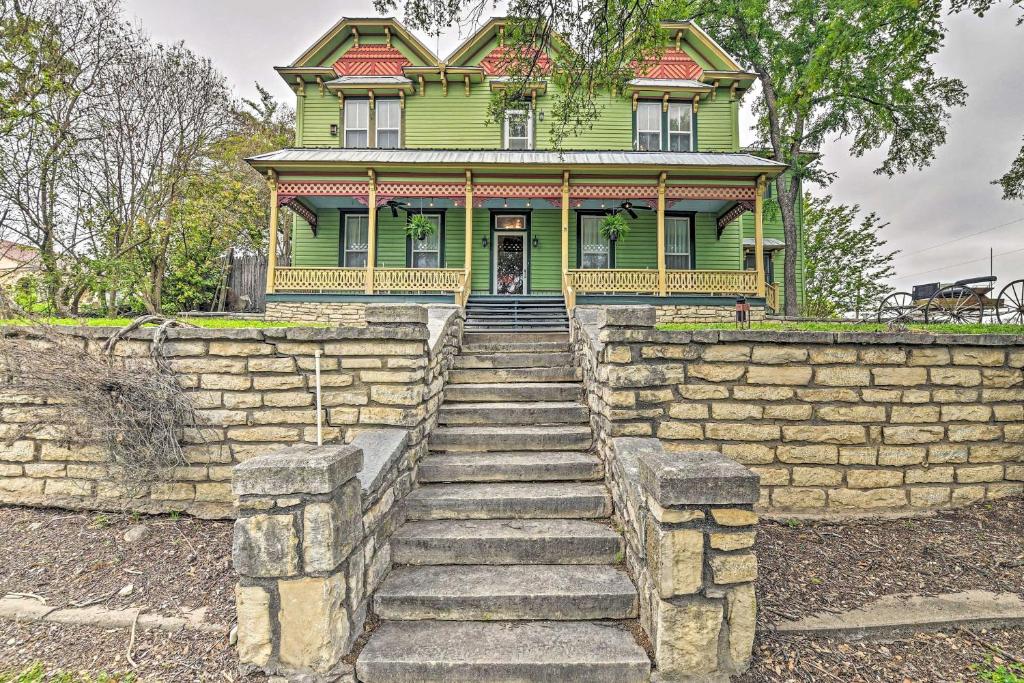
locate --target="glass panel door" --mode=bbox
[495,234,525,294]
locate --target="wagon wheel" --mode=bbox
[925,284,984,324]
[996,278,1024,324]
[876,292,918,324]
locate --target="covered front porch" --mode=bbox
[250,149,786,317]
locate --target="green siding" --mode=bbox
[537,85,633,150]
[695,91,739,153]
[298,85,340,148]
[611,213,657,269]
[376,211,406,267]
[529,210,561,292]
[471,210,491,292]
[293,211,339,267]
[695,214,742,270]
[445,209,466,269]
[404,85,501,148]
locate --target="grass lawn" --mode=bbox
[0,316,322,329]
[657,321,1024,335]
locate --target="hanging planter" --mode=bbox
[599,212,631,243]
[405,214,436,241]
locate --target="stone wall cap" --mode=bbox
[597,305,656,329]
[638,446,760,506]
[233,443,363,497]
[351,428,409,499]
[658,328,1024,347]
[366,303,429,325]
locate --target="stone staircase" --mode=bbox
[356,331,651,682]
[463,295,570,333]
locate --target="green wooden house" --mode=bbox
[248,17,805,326]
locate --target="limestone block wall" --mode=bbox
[265,301,367,326]
[0,304,463,518]
[573,305,1024,515]
[655,303,766,325]
[607,437,759,679]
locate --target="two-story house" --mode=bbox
[248,17,806,327]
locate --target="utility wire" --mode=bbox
[893,244,1024,281]
[893,215,1024,261]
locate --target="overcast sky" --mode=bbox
[123,0,1024,291]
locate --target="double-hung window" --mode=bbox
[579,215,611,268]
[376,99,401,149]
[344,100,369,148]
[667,102,693,151]
[665,216,693,269]
[636,101,662,151]
[409,214,442,268]
[504,109,532,150]
[341,214,369,267]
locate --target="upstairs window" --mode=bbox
[665,216,693,269]
[636,101,662,151]
[344,100,369,148]
[376,99,401,149]
[504,109,533,150]
[668,102,693,152]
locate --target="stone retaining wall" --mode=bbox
[0,304,462,518]
[655,303,766,325]
[265,301,367,326]
[573,306,1024,515]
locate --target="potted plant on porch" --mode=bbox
[405,214,436,241]
[599,212,631,243]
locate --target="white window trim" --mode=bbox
[667,102,694,152]
[344,100,369,149]
[375,99,401,150]
[665,215,692,269]
[342,213,369,267]
[635,101,662,152]
[503,109,533,150]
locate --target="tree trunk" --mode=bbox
[774,177,800,317]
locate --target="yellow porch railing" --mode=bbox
[765,283,779,313]
[566,269,759,296]
[272,267,469,300]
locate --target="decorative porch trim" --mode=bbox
[278,181,370,196]
[473,183,562,207]
[569,184,659,206]
[278,195,318,234]
[665,184,756,201]
[716,200,754,237]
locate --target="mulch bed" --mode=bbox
[738,627,1024,682]
[756,497,1024,626]
[0,506,235,625]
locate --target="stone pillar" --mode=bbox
[232,444,364,679]
[632,440,760,681]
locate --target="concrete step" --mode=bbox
[449,368,581,385]
[406,482,611,520]
[374,564,639,621]
[418,451,603,483]
[430,425,592,452]
[444,382,580,403]
[454,352,573,369]
[461,341,570,354]
[464,332,570,344]
[438,402,588,426]
[391,519,622,565]
[356,620,651,683]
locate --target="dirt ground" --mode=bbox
[1,498,1022,681]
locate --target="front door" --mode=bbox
[494,233,526,294]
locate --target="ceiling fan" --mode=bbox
[383,199,410,218]
[610,201,653,219]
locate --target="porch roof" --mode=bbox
[247,148,787,174]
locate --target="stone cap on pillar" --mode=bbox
[597,305,656,329]
[636,441,760,506]
[366,303,429,326]
[233,444,363,497]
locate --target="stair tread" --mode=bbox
[374,564,638,620]
[356,620,650,683]
[393,518,619,543]
[418,451,602,483]
[407,482,610,520]
[432,425,592,436]
[410,481,607,500]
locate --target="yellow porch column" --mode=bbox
[561,171,570,281]
[365,169,377,294]
[465,170,473,277]
[657,172,667,296]
[755,175,766,297]
[265,170,279,294]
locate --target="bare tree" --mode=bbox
[0,0,129,313]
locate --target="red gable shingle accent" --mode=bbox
[479,45,553,77]
[637,49,703,81]
[333,45,412,77]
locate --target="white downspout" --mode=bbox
[314,349,323,447]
